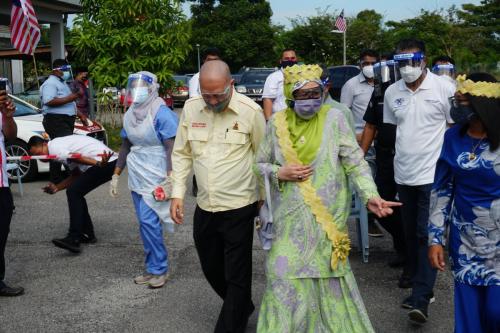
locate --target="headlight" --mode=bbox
[236,85,247,93]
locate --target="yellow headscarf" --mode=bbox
[282,64,330,165]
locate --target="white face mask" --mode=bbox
[362,65,374,79]
[400,65,423,83]
[131,87,149,104]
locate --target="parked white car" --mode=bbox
[5,94,108,181]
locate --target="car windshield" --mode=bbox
[240,72,272,85]
[13,100,39,116]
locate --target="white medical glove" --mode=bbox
[110,174,119,198]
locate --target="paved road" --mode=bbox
[1,172,455,333]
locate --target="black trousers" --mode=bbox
[193,202,257,333]
[374,149,406,255]
[66,161,116,240]
[397,184,437,303]
[0,188,14,283]
[42,114,75,184]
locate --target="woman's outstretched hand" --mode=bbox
[367,197,402,218]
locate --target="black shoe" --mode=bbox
[52,237,81,253]
[388,254,406,268]
[408,301,429,324]
[401,296,415,309]
[0,284,24,297]
[80,234,97,244]
[368,221,384,237]
[398,276,413,289]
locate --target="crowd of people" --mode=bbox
[0,36,499,333]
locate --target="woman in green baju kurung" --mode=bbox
[255,64,401,333]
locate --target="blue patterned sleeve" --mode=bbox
[428,130,454,246]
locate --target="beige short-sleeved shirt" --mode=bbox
[171,90,266,212]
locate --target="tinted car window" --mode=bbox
[240,72,272,84]
[173,75,188,84]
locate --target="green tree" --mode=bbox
[71,0,192,90]
[186,0,277,71]
[279,9,387,65]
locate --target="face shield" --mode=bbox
[125,73,154,108]
[432,64,455,78]
[394,52,425,83]
[53,64,73,82]
[373,60,400,97]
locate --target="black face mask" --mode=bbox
[281,60,297,68]
[450,105,476,125]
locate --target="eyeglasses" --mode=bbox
[293,87,323,100]
[201,85,231,101]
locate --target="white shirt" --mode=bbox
[48,135,117,173]
[383,70,455,186]
[340,72,374,134]
[0,115,8,187]
[188,72,201,98]
[262,70,287,113]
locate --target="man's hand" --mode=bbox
[367,197,402,218]
[277,164,314,182]
[170,198,184,225]
[80,114,89,126]
[428,245,446,271]
[42,182,59,195]
[100,151,114,166]
[0,91,15,118]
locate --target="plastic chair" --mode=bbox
[6,163,23,196]
[350,191,369,263]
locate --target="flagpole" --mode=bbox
[343,31,346,65]
[32,54,40,90]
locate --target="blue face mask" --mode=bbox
[293,98,322,119]
[62,71,72,81]
[450,105,476,124]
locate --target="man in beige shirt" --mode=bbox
[170,60,266,333]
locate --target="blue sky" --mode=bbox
[182,0,482,27]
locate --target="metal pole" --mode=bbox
[196,44,200,72]
[343,31,346,65]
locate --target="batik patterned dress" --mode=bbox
[255,107,378,333]
[429,126,500,286]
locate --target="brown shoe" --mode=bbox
[134,273,153,285]
[148,274,168,289]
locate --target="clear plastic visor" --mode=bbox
[394,52,424,68]
[125,73,154,107]
[374,60,400,85]
[432,64,455,77]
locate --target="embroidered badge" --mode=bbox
[192,122,207,128]
[233,121,239,130]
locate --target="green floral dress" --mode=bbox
[255,107,379,333]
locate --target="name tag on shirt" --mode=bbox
[192,122,207,128]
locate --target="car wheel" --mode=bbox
[5,139,38,182]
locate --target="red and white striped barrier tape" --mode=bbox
[7,153,110,161]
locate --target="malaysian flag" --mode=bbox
[10,0,41,55]
[335,9,347,32]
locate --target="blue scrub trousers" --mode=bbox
[131,192,168,275]
[454,281,500,333]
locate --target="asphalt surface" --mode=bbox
[1,169,455,332]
